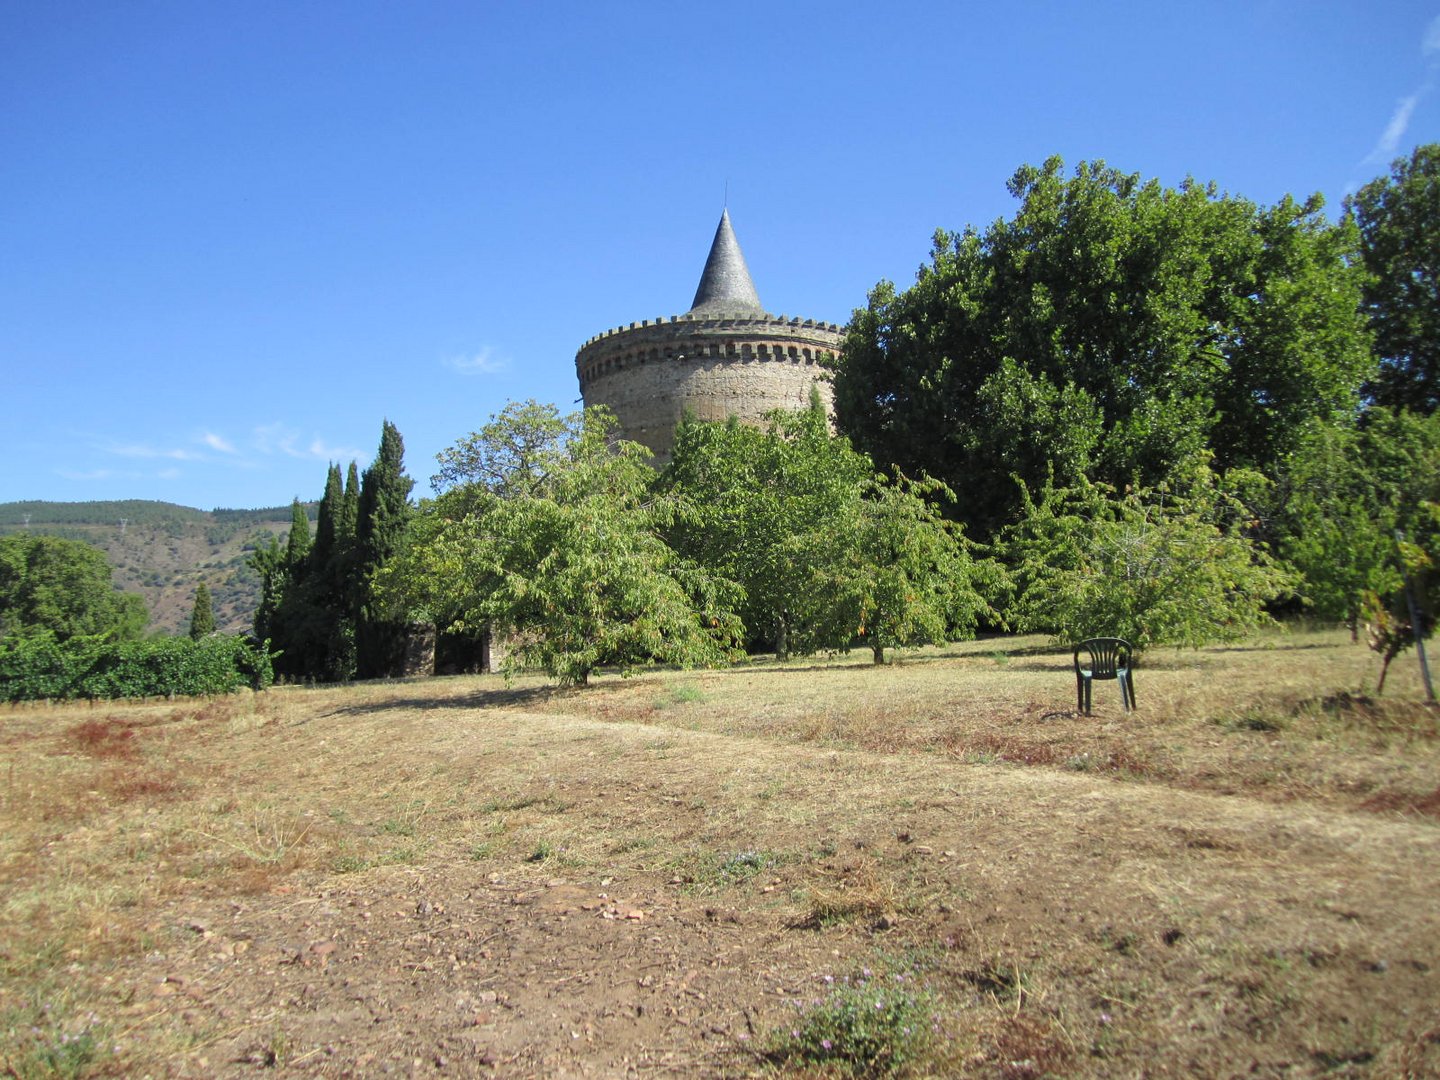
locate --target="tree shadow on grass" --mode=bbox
[322,682,571,717]
[1205,642,1340,653]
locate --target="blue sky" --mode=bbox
[3,1,1438,510]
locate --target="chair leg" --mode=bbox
[1079,675,1092,715]
[1125,672,1136,711]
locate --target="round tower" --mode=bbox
[575,210,844,461]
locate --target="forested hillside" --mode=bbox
[0,501,308,635]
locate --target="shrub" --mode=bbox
[768,975,936,1076]
[0,634,272,702]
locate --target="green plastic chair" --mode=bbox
[1074,638,1135,715]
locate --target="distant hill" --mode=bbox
[0,500,314,636]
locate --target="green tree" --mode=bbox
[354,421,415,678]
[661,398,873,657]
[284,499,311,567]
[310,465,360,681]
[387,406,740,686]
[796,472,996,664]
[999,463,1292,653]
[1346,144,1440,412]
[247,500,318,678]
[432,398,583,501]
[661,396,997,661]
[247,534,285,649]
[188,581,216,640]
[1272,411,1440,634]
[1269,408,1440,689]
[0,534,147,643]
[833,157,1373,538]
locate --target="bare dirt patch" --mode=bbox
[2,628,1438,1077]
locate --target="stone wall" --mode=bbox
[576,313,843,461]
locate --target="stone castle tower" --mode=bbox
[575,210,844,461]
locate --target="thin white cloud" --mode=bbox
[1358,16,1440,171]
[445,346,510,376]
[252,423,362,463]
[105,442,202,461]
[156,467,182,480]
[1368,93,1421,164]
[252,423,303,458]
[202,431,237,454]
[56,468,118,481]
[308,437,365,462]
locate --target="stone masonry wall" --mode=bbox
[576,313,843,461]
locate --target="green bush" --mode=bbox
[0,634,272,702]
[768,975,936,1076]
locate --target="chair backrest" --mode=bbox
[1074,637,1132,679]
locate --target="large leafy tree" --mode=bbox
[1271,409,1440,687]
[387,405,740,686]
[432,398,583,501]
[0,534,147,642]
[999,463,1292,654]
[660,398,873,657]
[1346,144,1440,412]
[795,472,996,664]
[833,157,1373,538]
[661,396,995,661]
[1273,410,1440,633]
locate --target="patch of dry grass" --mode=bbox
[1,626,1437,1076]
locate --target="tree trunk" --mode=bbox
[872,643,885,665]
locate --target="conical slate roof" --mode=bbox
[688,209,764,315]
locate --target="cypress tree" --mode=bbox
[284,499,312,570]
[317,461,362,681]
[341,462,360,558]
[247,536,284,647]
[355,421,415,677]
[189,582,216,640]
[310,465,344,571]
[296,464,362,682]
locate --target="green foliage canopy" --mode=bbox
[188,582,215,640]
[0,633,271,702]
[832,157,1373,538]
[660,400,873,656]
[1347,144,1440,412]
[389,405,741,686]
[0,534,147,643]
[355,421,415,678]
[999,464,1292,653]
[661,398,994,662]
[1273,409,1440,631]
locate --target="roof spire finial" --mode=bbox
[688,208,763,315]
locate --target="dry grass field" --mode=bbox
[2,627,1438,1078]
